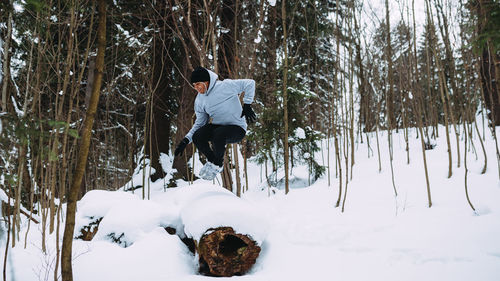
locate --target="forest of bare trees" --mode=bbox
[0,0,499,280]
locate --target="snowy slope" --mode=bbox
[2,124,500,281]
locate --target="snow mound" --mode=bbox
[94,198,180,247]
[178,183,269,244]
[77,190,137,218]
[73,228,194,280]
[76,189,182,246]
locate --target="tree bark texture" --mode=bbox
[217,0,236,80]
[479,47,500,125]
[282,0,290,194]
[217,0,237,190]
[72,201,262,277]
[198,227,261,277]
[477,0,500,125]
[385,0,395,130]
[75,217,102,241]
[147,16,173,181]
[61,1,106,280]
[172,0,205,181]
[172,63,197,180]
[1,0,13,113]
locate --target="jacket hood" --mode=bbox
[205,68,219,95]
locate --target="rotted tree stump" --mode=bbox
[198,226,261,277]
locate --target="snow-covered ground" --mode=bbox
[2,123,500,281]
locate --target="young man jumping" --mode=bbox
[174,66,256,180]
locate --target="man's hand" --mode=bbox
[175,138,189,157]
[241,104,256,124]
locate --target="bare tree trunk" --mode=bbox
[341,57,349,212]
[19,18,37,225]
[217,0,238,191]
[55,4,87,276]
[171,0,206,181]
[475,0,500,178]
[333,0,342,207]
[424,0,453,178]
[478,0,500,106]
[12,146,26,247]
[412,0,432,208]
[61,1,106,280]
[3,194,12,281]
[205,0,218,74]
[146,3,173,182]
[373,124,381,168]
[354,15,371,132]
[218,0,236,79]
[24,154,38,249]
[334,122,342,207]
[233,144,242,196]
[463,121,475,211]
[474,118,487,174]
[243,140,249,191]
[222,149,233,191]
[282,0,290,194]
[423,23,439,141]
[434,0,461,168]
[435,56,454,178]
[184,0,208,66]
[348,7,356,179]
[40,104,48,253]
[248,0,267,75]
[172,65,197,180]
[143,89,152,198]
[1,0,13,113]
[385,0,395,130]
[385,0,397,196]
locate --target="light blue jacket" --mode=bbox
[185,68,256,143]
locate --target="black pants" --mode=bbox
[192,124,246,167]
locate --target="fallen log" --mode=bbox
[72,184,267,276]
[198,226,261,276]
[1,201,39,224]
[74,190,182,247]
[178,184,268,277]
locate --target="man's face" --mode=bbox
[193,81,209,94]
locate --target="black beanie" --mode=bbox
[190,67,210,83]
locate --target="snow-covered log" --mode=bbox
[1,200,39,224]
[73,184,267,276]
[198,226,261,276]
[74,190,182,245]
[179,184,268,276]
